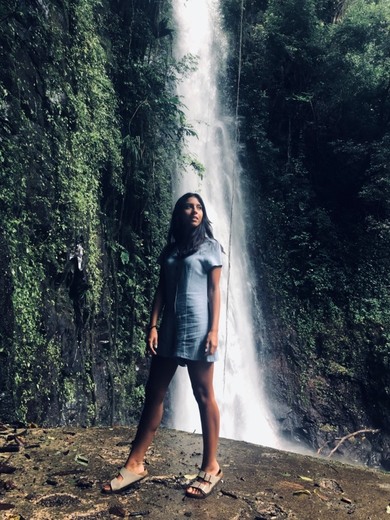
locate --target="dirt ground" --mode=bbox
[1,424,390,519]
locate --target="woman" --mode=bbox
[103,193,223,498]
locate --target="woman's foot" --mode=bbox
[185,466,223,499]
[102,464,147,494]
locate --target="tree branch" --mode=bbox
[326,429,380,459]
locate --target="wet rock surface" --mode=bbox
[0,424,390,519]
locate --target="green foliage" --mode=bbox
[222,0,390,432]
[0,0,189,425]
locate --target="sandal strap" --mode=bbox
[197,470,221,484]
[186,469,223,498]
[110,467,147,491]
[190,479,208,495]
[119,467,133,479]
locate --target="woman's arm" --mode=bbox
[205,266,222,356]
[147,269,165,355]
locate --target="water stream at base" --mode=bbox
[167,0,279,448]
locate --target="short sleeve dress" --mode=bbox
[157,237,223,364]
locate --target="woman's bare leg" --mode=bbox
[102,356,178,490]
[125,356,178,470]
[186,361,220,496]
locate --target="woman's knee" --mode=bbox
[144,378,168,404]
[187,361,215,406]
[191,383,213,406]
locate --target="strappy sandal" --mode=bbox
[102,467,148,494]
[185,468,223,499]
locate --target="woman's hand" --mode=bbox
[205,330,218,356]
[147,327,158,355]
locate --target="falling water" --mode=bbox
[168,0,279,448]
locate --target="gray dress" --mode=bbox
[157,238,223,364]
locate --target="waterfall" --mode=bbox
[168,0,279,448]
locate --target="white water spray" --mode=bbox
[169,0,279,448]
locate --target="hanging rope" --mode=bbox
[223,0,245,394]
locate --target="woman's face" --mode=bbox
[182,196,204,229]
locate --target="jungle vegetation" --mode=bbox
[221,0,390,458]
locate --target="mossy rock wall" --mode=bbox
[0,0,179,427]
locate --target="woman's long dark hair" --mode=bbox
[166,193,215,257]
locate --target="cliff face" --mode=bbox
[0,0,126,427]
[262,314,390,472]
[0,0,176,428]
